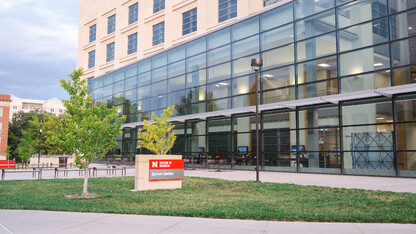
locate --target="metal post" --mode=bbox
[255,69,260,183]
[38,121,42,167]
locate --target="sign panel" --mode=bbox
[0,160,15,169]
[149,159,184,181]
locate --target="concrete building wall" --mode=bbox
[77,0,272,80]
[0,95,11,156]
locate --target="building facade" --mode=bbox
[9,96,65,119]
[81,0,416,177]
[0,95,11,157]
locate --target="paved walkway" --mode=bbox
[0,210,415,234]
[2,166,416,193]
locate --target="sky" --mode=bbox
[0,0,80,100]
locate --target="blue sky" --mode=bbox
[0,0,80,100]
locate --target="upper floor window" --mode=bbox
[0,107,3,117]
[88,50,95,69]
[0,122,2,134]
[219,0,237,23]
[13,106,17,110]
[128,33,138,54]
[153,22,165,46]
[183,8,197,36]
[108,14,116,34]
[89,24,96,43]
[264,0,281,7]
[59,109,63,113]
[153,0,165,13]
[50,109,54,112]
[106,42,115,62]
[129,3,138,24]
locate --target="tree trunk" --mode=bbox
[82,158,89,195]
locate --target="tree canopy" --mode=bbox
[59,68,126,195]
[138,105,176,155]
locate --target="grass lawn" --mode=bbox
[0,177,415,223]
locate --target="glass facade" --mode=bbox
[91,0,416,177]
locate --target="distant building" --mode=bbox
[9,95,66,119]
[0,94,11,157]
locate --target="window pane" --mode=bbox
[208,80,231,99]
[339,19,389,53]
[297,33,336,62]
[296,10,335,40]
[395,97,416,122]
[233,74,255,95]
[261,24,293,51]
[297,56,337,84]
[168,75,186,92]
[339,44,390,76]
[298,106,339,129]
[152,53,167,69]
[342,101,393,126]
[388,0,416,13]
[262,44,294,70]
[295,0,335,20]
[187,53,206,72]
[337,0,387,29]
[152,66,167,82]
[187,69,206,88]
[168,46,186,63]
[297,80,338,99]
[138,72,151,86]
[137,85,151,99]
[233,56,258,77]
[391,37,416,67]
[207,28,230,50]
[262,86,296,104]
[138,59,151,74]
[151,80,167,96]
[207,62,231,83]
[231,16,259,41]
[186,37,206,57]
[341,70,391,93]
[260,3,293,31]
[232,35,259,59]
[393,65,416,86]
[207,45,230,66]
[262,66,295,90]
[168,60,186,78]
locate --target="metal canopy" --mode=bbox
[122,85,416,129]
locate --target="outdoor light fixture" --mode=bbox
[251,58,263,183]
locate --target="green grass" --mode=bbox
[0,177,415,223]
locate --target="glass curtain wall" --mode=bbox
[90,0,416,177]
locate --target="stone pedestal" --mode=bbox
[134,155,183,191]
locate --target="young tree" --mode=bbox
[59,68,126,196]
[138,105,176,155]
[18,130,35,164]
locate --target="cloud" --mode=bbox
[0,0,79,100]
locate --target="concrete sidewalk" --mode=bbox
[0,210,415,234]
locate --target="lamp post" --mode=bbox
[38,119,43,167]
[251,58,263,183]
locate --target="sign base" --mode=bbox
[134,155,183,191]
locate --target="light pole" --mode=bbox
[38,119,43,167]
[251,58,263,183]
